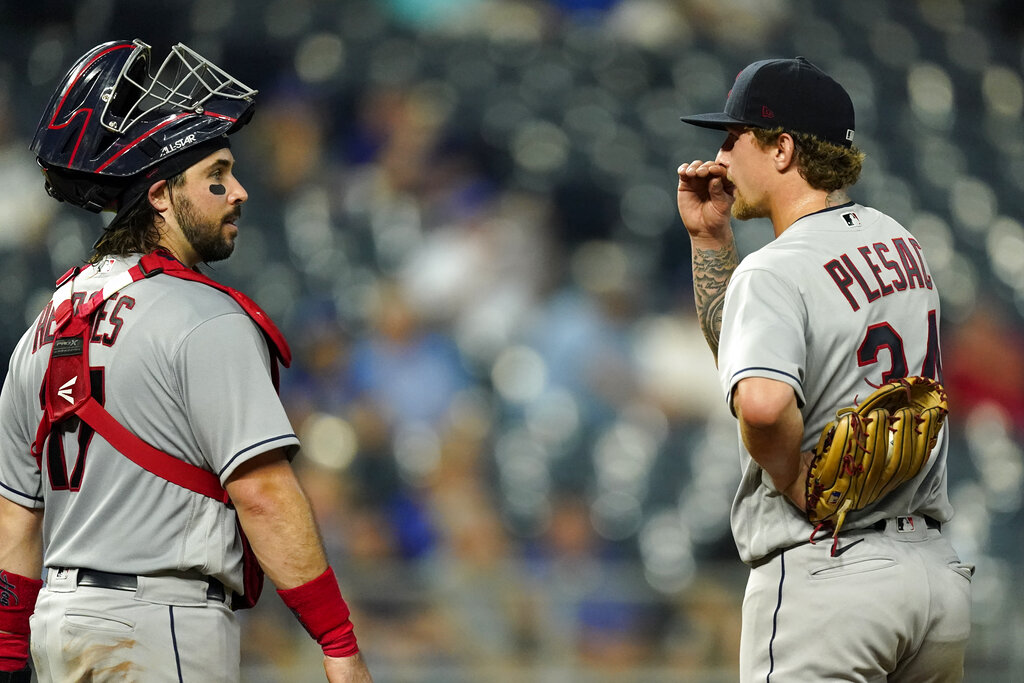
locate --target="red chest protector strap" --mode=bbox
[135,250,292,386]
[31,250,292,504]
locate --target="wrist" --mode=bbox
[277,567,359,658]
[0,634,29,671]
[689,231,735,251]
[0,571,42,636]
[779,476,807,512]
[0,570,42,671]
[776,451,814,512]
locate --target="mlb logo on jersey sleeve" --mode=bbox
[842,212,861,227]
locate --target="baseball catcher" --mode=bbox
[806,376,949,554]
[0,39,372,682]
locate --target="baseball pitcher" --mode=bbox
[676,57,973,681]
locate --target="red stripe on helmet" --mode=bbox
[48,43,135,167]
[95,111,238,173]
[203,111,238,122]
[95,113,191,172]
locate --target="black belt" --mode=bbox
[871,515,941,532]
[74,569,228,603]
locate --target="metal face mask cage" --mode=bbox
[32,38,257,212]
[100,40,257,136]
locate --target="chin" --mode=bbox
[197,241,235,264]
[732,200,768,222]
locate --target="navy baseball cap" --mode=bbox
[680,57,856,148]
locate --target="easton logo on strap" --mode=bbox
[57,377,77,404]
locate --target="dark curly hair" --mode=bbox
[751,127,865,192]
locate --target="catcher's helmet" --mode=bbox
[31,39,257,213]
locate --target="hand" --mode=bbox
[324,653,373,682]
[778,450,815,513]
[676,160,735,242]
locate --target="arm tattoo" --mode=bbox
[692,240,739,362]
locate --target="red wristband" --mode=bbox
[0,570,42,671]
[0,571,42,636]
[277,567,359,657]
[0,633,29,671]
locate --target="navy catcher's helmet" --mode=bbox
[31,39,257,213]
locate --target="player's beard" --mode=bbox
[730,187,769,221]
[173,194,237,263]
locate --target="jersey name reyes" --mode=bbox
[31,293,136,353]
[823,237,932,312]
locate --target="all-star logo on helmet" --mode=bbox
[160,133,199,157]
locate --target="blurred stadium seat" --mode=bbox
[1,0,1023,679]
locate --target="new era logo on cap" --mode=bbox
[761,106,774,119]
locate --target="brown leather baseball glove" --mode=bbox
[806,376,948,553]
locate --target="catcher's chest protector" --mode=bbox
[32,249,291,609]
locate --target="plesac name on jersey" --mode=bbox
[822,237,933,312]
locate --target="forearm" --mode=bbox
[225,453,328,589]
[0,499,43,672]
[226,452,368,678]
[0,499,42,577]
[733,378,807,506]
[691,235,738,362]
[738,404,805,494]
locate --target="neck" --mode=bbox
[825,189,851,208]
[770,188,851,237]
[156,224,200,268]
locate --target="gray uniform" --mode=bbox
[718,204,972,681]
[0,254,298,681]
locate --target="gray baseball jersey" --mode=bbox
[0,254,299,595]
[718,203,952,564]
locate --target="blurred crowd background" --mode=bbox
[2,0,1024,680]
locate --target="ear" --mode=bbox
[147,179,171,213]
[773,133,796,172]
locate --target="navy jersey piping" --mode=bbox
[0,479,44,503]
[218,433,298,478]
[169,606,185,683]
[766,549,786,682]
[794,201,855,223]
[730,366,803,388]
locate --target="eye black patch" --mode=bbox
[209,184,226,195]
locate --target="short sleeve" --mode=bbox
[0,335,45,508]
[718,267,807,411]
[175,313,299,482]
